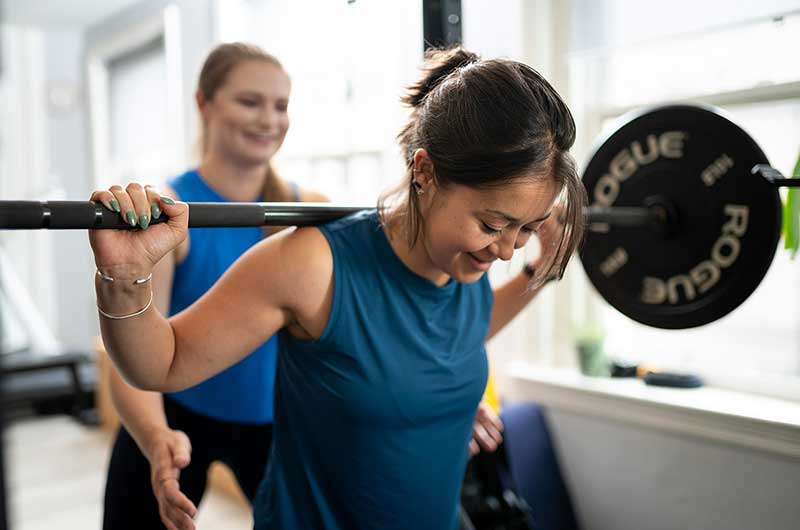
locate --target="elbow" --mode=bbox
[119,371,169,393]
[113,360,177,392]
[129,370,187,393]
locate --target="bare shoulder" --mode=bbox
[270,225,332,272]
[244,226,334,337]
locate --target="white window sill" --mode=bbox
[503,362,800,460]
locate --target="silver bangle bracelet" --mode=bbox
[96,269,153,285]
[97,291,154,320]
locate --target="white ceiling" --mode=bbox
[3,0,142,29]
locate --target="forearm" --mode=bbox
[487,271,543,340]
[108,367,168,459]
[96,266,177,391]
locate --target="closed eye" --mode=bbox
[481,222,502,235]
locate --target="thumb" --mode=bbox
[157,196,189,235]
[170,430,192,469]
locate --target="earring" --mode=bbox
[412,180,425,195]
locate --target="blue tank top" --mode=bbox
[254,210,493,529]
[166,169,278,424]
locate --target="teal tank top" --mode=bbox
[254,210,493,529]
[166,169,278,424]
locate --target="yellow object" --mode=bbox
[482,367,501,414]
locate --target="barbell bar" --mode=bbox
[1,104,798,331]
[0,200,669,231]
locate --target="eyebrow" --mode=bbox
[486,209,552,224]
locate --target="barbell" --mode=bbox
[0,104,795,330]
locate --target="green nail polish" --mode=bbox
[160,196,175,205]
[110,199,121,213]
[126,210,137,227]
[139,214,150,230]
[151,203,161,219]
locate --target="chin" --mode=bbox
[240,149,274,165]
[451,267,487,284]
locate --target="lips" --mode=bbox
[244,131,278,143]
[468,253,494,271]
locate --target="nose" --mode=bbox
[490,231,516,261]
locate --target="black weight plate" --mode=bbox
[580,104,781,329]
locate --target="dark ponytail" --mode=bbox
[397,47,479,144]
[379,46,586,288]
[384,47,480,251]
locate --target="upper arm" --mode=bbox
[299,188,330,203]
[164,226,334,390]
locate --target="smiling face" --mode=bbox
[199,59,291,165]
[418,176,559,284]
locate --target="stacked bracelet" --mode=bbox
[97,291,154,320]
[96,268,154,320]
[96,269,153,285]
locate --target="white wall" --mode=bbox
[546,408,800,530]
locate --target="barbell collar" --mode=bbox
[752,164,800,187]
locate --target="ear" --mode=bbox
[195,91,208,119]
[412,148,436,189]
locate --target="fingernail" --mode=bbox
[160,196,175,205]
[126,210,137,227]
[110,199,121,212]
[151,203,161,219]
[139,214,150,229]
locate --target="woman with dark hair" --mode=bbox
[101,42,327,530]
[89,46,586,530]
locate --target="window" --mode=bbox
[237,0,423,203]
[569,10,800,400]
[107,36,172,185]
[86,4,184,190]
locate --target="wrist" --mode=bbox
[96,263,154,282]
[139,424,170,460]
[95,272,153,316]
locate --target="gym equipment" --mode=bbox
[0,247,96,422]
[0,104,797,330]
[580,104,787,329]
[0,202,367,230]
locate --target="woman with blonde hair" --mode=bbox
[101,42,327,530]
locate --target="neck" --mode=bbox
[197,153,269,201]
[384,218,450,286]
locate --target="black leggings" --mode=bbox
[103,396,273,530]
